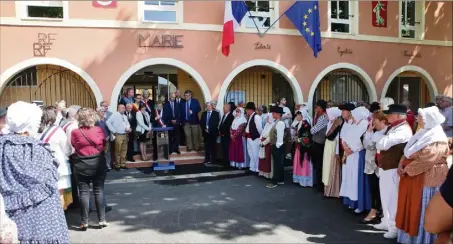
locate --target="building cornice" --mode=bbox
[0,17,451,47]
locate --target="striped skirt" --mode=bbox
[397,186,439,244]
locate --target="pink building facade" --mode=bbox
[0,0,452,113]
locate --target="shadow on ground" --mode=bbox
[66,169,393,243]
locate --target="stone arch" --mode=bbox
[111,58,211,111]
[0,57,103,105]
[217,59,303,113]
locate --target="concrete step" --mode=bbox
[126,155,205,168]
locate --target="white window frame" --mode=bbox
[399,0,425,40]
[138,1,183,24]
[15,1,69,21]
[328,0,357,35]
[241,1,279,30]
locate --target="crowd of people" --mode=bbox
[215,95,452,244]
[0,90,452,243]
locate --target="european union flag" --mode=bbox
[285,1,322,57]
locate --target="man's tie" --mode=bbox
[186,101,189,120]
[221,114,226,124]
[207,111,211,129]
[171,102,175,117]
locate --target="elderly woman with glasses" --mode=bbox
[0,101,69,243]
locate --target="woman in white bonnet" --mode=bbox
[322,107,343,198]
[0,101,69,243]
[396,106,449,244]
[229,107,248,169]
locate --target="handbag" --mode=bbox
[72,129,106,177]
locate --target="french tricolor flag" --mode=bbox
[222,1,248,57]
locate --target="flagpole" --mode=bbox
[260,0,298,37]
[242,1,262,36]
[260,12,285,37]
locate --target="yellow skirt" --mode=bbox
[59,188,73,211]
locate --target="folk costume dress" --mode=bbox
[36,125,73,210]
[0,134,70,243]
[352,107,372,212]
[259,114,274,178]
[230,108,248,169]
[339,107,369,210]
[397,106,449,244]
[292,119,313,187]
[323,107,343,198]
[0,193,18,244]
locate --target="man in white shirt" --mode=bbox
[100,101,113,119]
[374,104,413,239]
[278,97,292,128]
[279,98,293,160]
[55,100,66,126]
[106,104,131,170]
[266,106,285,188]
[63,105,80,154]
[245,102,263,173]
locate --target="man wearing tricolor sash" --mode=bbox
[152,102,169,160]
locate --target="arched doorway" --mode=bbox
[382,66,437,112]
[111,58,210,111]
[118,64,206,107]
[113,60,209,166]
[217,60,303,113]
[313,69,370,105]
[0,64,97,108]
[309,63,377,110]
[224,66,296,110]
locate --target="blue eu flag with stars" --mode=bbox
[285,1,322,57]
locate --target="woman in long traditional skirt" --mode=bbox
[339,104,369,212]
[36,106,73,210]
[323,107,343,198]
[396,106,449,244]
[229,107,248,169]
[351,107,372,214]
[362,110,388,223]
[292,111,314,187]
[259,114,274,178]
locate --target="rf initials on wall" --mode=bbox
[33,33,57,57]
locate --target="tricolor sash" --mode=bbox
[40,126,60,143]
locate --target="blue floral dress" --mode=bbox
[0,134,69,243]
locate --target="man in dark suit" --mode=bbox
[175,89,185,146]
[152,102,169,160]
[125,103,137,162]
[219,103,234,166]
[200,101,220,165]
[164,92,181,154]
[181,90,201,152]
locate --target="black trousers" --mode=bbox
[126,132,136,160]
[70,162,80,208]
[368,173,382,211]
[169,124,180,153]
[204,133,217,163]
[179,124,186,146]
[220,135,230,166]
[312,142,325,192]
[75,172,106,225]
[271,145,285,184]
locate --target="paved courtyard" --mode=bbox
[66,169,393,243]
